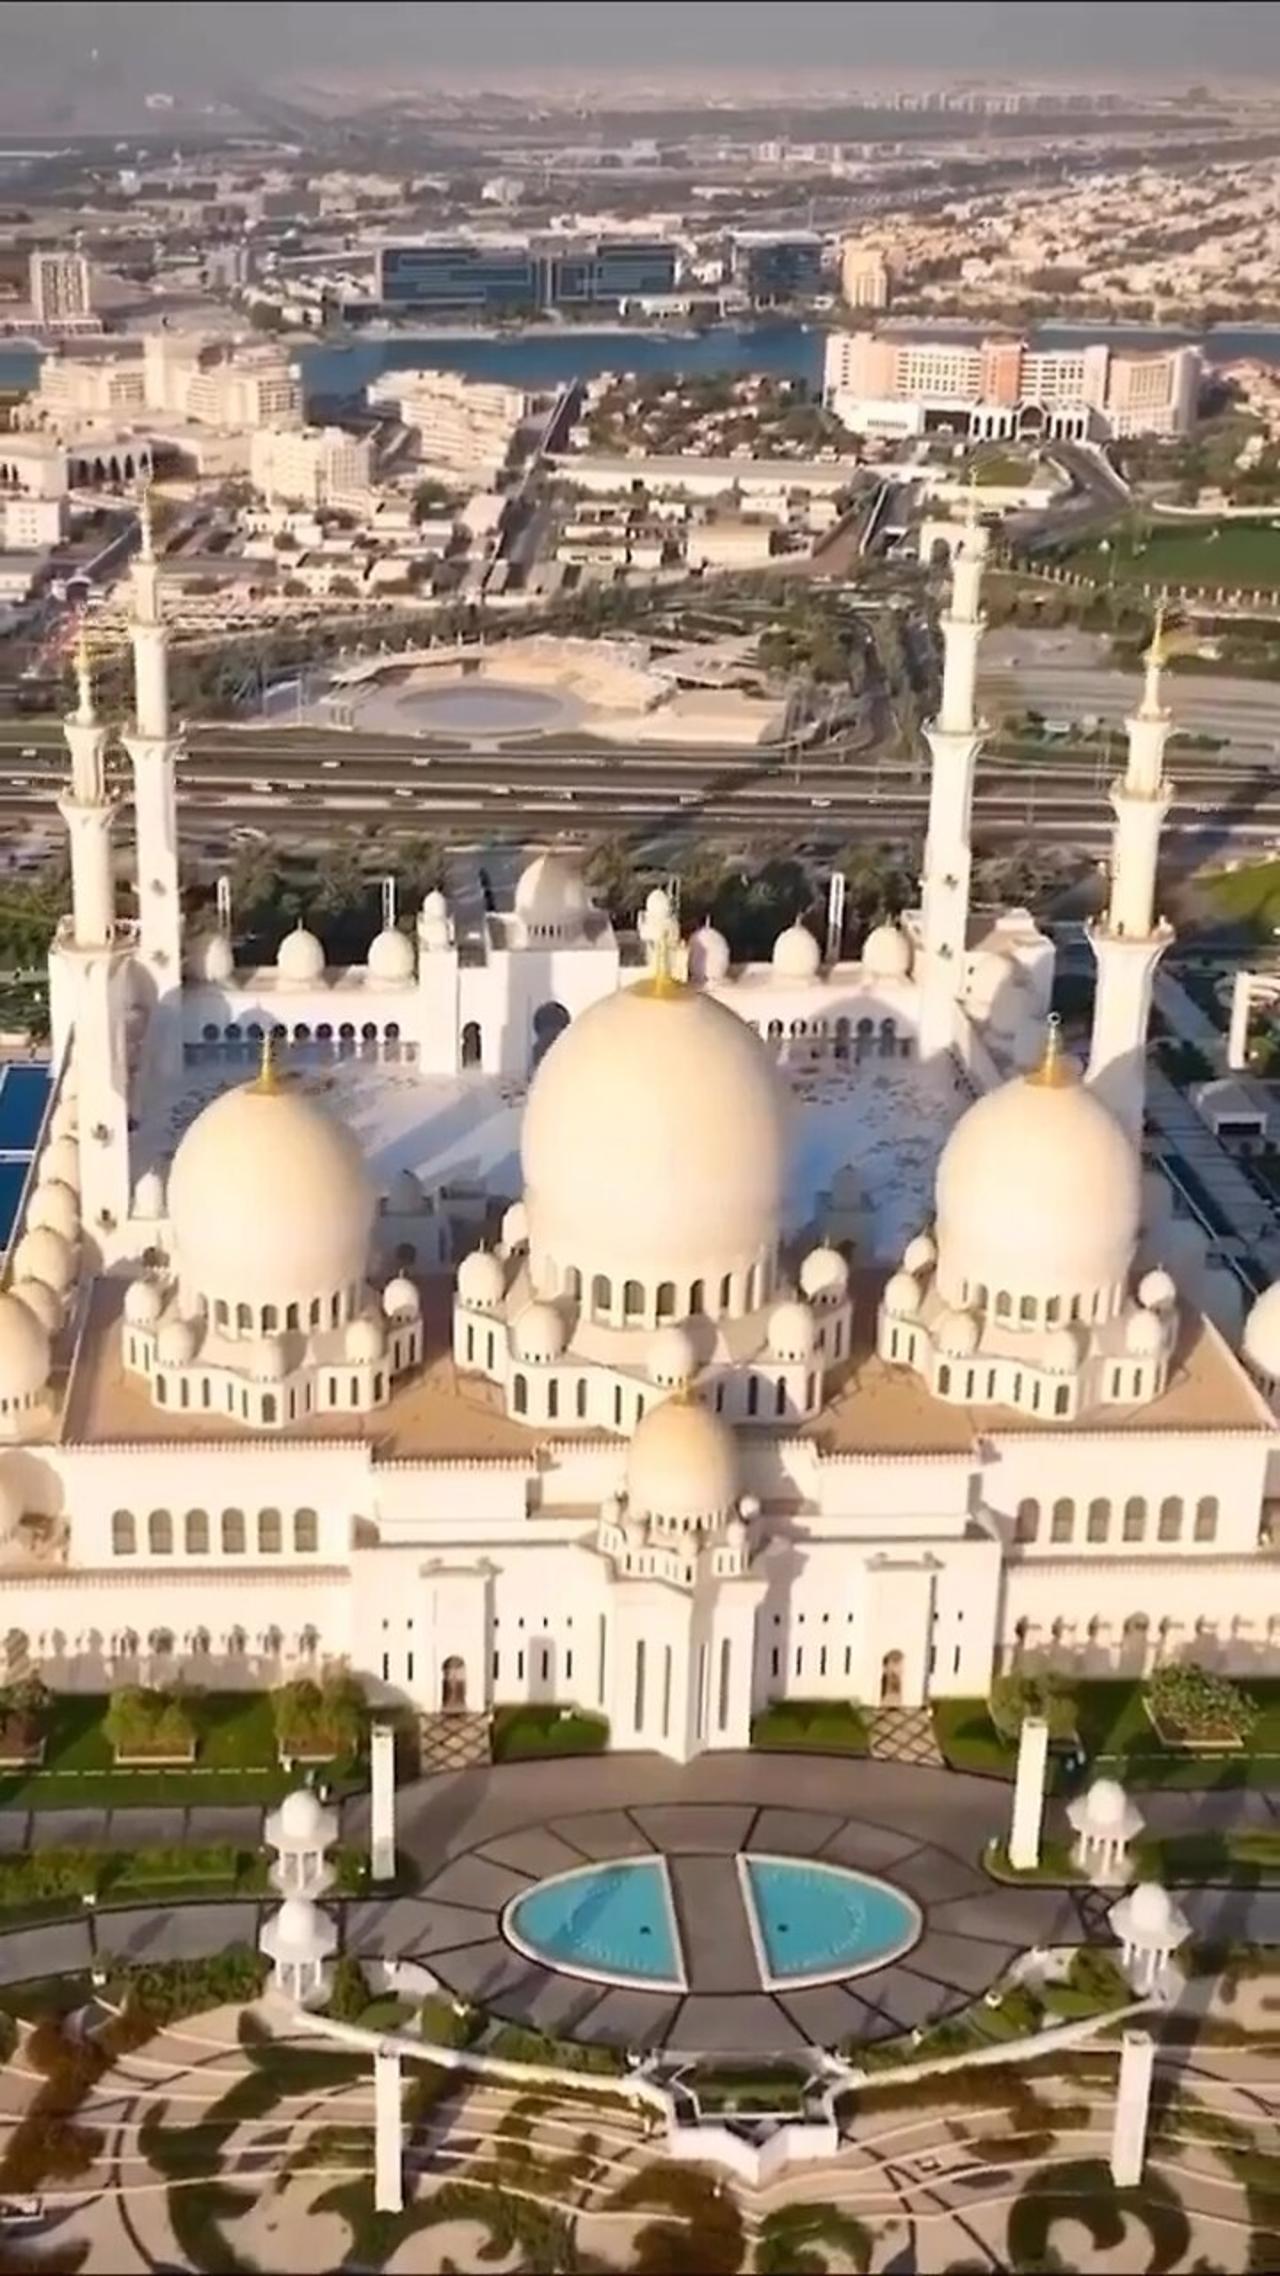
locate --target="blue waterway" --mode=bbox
[2,317,1278,403]
[0,1063,50,1250]
[743,1856,918,1981]
[507,1859,680,1985]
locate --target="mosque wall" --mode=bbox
[999,1552,1280,1678]
[980,1429,1268,1562]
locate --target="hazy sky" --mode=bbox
[3,0,1279,95]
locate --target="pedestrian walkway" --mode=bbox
[869,1708,944,1766]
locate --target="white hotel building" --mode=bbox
[825,330,1201,442]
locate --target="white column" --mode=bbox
[370,1721,396,1882]
[1110,2029,1155,2187]
[1087,624,1175,1146]
[1008,1715,1049,1871]
[374,2048,404,2214]
[1229,971,1255,1072]
[918,526,987,1058]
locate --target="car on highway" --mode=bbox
[810,795,832,809]
[321,758,340,771]
[20,747,36,761]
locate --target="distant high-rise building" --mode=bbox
[374,235,677,314]
[839,241,890,311]
[824,330,1201,441]
[29,249,92,327]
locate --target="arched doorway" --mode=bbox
[461,1020,482,1068]
[531,1001,570,1067]
[441,1655,467,1711]
[879,1650,904,1704]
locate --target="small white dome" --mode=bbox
[1043,1324,1083,1373]
[627,1395,738,1527]
[421,888,448,923]
[649,1322,696,1389]
[767,1300,816,1361]
[771,921,822,980]
[1080,1776,1129,1830]
[512,1300,566,1364]
[799,1245,849,1302]
[514,852,591,935]
[937,1307,979,1358]
[1139,1267,1177,1310]
[12,1280,61,1337]
[191,931,234,985]
[1126,1307,1165,1357]
[133,1168,166,1221]
[279,1787,328,1843]
[862,920,912,979]
[156,1317,197,1366]
[11,1227,74,1295]
[249,1335,288,1380]
[0,1294,50,1404]
[1128,1880,1174,1938]
[26,1180,77,1244]
[884,1270,920,1319]
[39,1136,80,1194]
[687,924,730,985]
[382,1275,420,1320]
[346,1316,384,1364]
[1244,1281,1280,1380]
[457,1248,505,1309]
[273,1893,324,1953]
[501,1200,529,1250]
[276,924,325,984]
[387,1167,422,1213]
[367,927,415,984]
[124,1277,164,1328]
[903,1232,937,1275]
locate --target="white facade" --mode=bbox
[15,528,1280,1765]
[29,251,92,327]
[367,369,526,483]
[249,425,376,508]
[823,331,1200,441]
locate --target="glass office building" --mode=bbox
[375,236,677,312]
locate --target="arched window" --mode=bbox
[214,1299,228,1328]
[184,1510,209,1556]
[591,1274,611,1316]
[262,1305,278,1332]
[1194,1495,1219,1542]
[576,1377,588,1419]
[1015,1498,1039,1543]
[222,1508,246,1554]
[262,1394,277,1425]
[656,1281,676,1320]
[258,1509,282,1554]
[148,1510,172,1555]
[236,1302,252,1333]
[719,1273,732,1310]
[995,1291,1012,1319]
[513,1373,528,1416]
[746,1375,759,1417]
[564,1266,581,1300]
[1020,1294,1036,1322]
[294,1509,317,1554]
[938,1363,951,1394]
[623,1279,644,1319]
[1087,1497,1110,1544]
[1123,1496,1146,1543]
[1051,1497,1073,1544]
[548,1378,559,1420]
[690,1279,705,1315]
[1158,1496,1182,1543]
[112,1511,135,1556]
[775,1377,787,1417]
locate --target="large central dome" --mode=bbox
[168,1067,375,1323]
[521,975,788,1324]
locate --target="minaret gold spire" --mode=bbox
[252,1029,281,1093]
[635,920,685,1001]
[1027,1011,1073,1089]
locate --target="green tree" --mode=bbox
[585,835,641,922]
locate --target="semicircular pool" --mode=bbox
[504,1858,685,1991]
[740,1854,921,1986]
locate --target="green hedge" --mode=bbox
[419,1994,485,2049]
[489,1705,609,1762]
[487,2020,625,2074]
[750,1698,869,1755]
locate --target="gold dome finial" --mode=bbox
[634,921,686,1001]
[1027,1011,1073,1089]
[1146,594,1168,670]
[251,1029,282,1093]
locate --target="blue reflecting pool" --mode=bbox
[505,1859,684,1989]
[742,1856,920,1985]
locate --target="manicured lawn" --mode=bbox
[936,1681,1280,1791]
[1056,516,1280,590]
[0,1690,356,1809]
[750,1698,869,1755]
[489,1704,609,1762]
[1204,858,1280,938]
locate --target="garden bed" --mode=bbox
[0,1740,45,1768]
[750,1699,869,1756]
[490,1705,609,1762]
[111,1745,199,1767]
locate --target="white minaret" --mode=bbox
[122,486,183,1060]
[1086,609,1175,1147]
[50,633,133,1259]
[918,512,988,1057]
